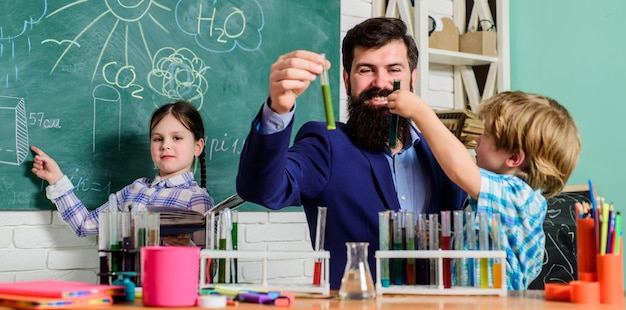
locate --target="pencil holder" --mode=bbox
[569,280,600,304]
[576,218,597,281]
[141,246,200,307]
[596,253,624,305]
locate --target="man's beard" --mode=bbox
[346,87,411,152]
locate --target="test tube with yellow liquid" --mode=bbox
[491,213,503,288]
[478,212,489,288]
[320,53,336,130]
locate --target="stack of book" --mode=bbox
[148,193,245,235]
[0,280,125,309]
[435,109,484,148]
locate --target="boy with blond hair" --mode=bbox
[388,90,582,289]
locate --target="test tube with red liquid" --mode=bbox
[313,206,327,285]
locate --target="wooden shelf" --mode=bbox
[375,0,510,111]
[429,48,498,66]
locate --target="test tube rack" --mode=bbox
[375,249,507,296]
[199,249,331,296]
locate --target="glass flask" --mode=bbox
[338,242,376,300]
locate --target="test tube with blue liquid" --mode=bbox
[478,212,489,288]
[416,213,429,284]
[453,210,466,286]
[428,213,439,287]
[465,210,476,287]
[378,211,390,287]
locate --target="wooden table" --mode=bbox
[83,291,624,309]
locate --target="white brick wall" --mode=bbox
[0,0,455,285]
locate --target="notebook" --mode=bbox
[0,293,112,309]
[0,280,124,298]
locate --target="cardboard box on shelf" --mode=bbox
[428,17,459,52]
[460,30,497,56]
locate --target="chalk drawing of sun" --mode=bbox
[44,0,212,106]
[47,0,171,81]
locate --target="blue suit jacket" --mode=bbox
[236,111,466,289]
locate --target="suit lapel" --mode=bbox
[362,150,399,211]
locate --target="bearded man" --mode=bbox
[236,17,466,290]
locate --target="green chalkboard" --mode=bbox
[0,1,340,210]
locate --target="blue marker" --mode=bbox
[588,179,596,217]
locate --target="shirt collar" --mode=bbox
[384,123,421,156]
[151,172,195,187]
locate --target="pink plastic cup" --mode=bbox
[141,246,200,307]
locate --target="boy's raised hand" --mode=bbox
[30,145,64,185]
[387,89,426,120]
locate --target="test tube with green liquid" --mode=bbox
[218,209,231,283]
[388,80,401,148]
[453,210,466,286]
[320,53,336,130]
[378,211,390,287]
[478,212,489,288]
[231,210,238,284]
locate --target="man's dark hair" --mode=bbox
[341,17,419,74]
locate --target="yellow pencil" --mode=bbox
[600,202,610,254]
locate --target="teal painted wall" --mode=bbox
[510,0,626,282]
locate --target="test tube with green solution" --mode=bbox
[453,210,466,286]
[388,80,401,148]
[478,212,489,288]
[378,211,390,287]
[231,210,239,284]
[218,209,232,283]
[320,53,336,130]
